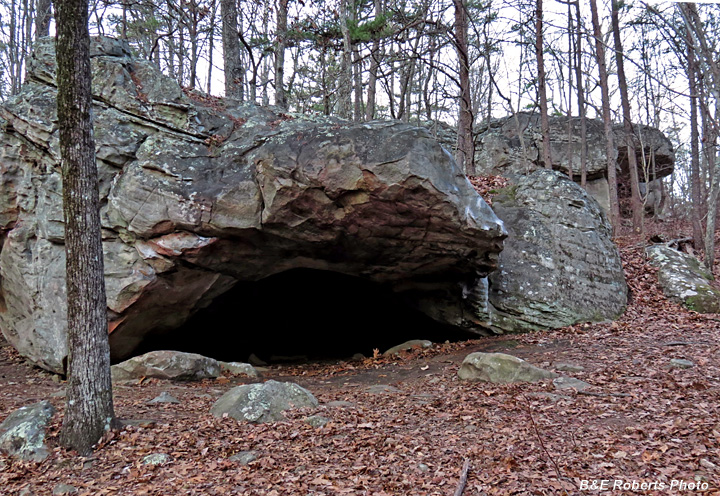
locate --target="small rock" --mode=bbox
[18,488,34,496]
[351,353,365,361]
[304,415,330,428]
[121,419,157,428]
[527,392,573,402]
[670,359,695,369]
[248,353,268,366]
[418,463,430,472]
[383,340,432,356]
[325,400,355,408]
[211,380,318,423]
[219,362,258,377]
[52,484,78,495]
[0,459,6,471]
[50,374,62,383]
[553,377,591,391]
[553,362,585,373]
[229,451,258,465]
[458,352,557,383]
[0,400,56,461]
[142,453,171,465]
[147,391,180,404]
[365,384,401,394]
[700,458,718,472]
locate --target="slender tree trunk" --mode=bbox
[687,23,703,252]
[453,0,474,175]
[55,0,117,456]
[338,0,353,119]
[575,0,587,188]
[221,0,243,99]
[536,0,552,169]
[590,0,619,232]
[274,0,288,109]
[611,0,643,233]
[36,0,53,39]
[365,0,382,121]
[207,3,216,94]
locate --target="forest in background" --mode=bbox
[0,0,719,256]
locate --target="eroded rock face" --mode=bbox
[481,170,628,332]
[646,244,720,313]
[0,37,506,373]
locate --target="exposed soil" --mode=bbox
[1,230,720,495]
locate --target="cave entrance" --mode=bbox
[136,268,474,364]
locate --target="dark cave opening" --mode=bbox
[135,268,475,363]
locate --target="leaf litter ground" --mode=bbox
[1,228,720,495]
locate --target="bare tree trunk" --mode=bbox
[274,0,288,109]
[611,0,643,233]
[590,0,620,232]
[36,0,53,39]
[55,0,117,456]
[338,0,353,119]
[687,23,703,252]
[221,0,243,99]
[365,0,382,121]
[453,0,474,175]
[575,0,588,188]
[536,0,552,169]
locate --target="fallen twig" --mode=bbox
[453,458,470,496]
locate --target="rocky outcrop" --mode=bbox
[473,113,675,214]
[0,37,506,373]
[646,244,720,313]
[480,170,628,332]
[211,380,318,423]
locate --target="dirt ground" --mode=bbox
[1,240,720,495]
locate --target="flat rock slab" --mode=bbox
[646,244,720,313]
[111,350,221,381]
[0,400,56,461]
[383,340,432,356]
[219,362,258,377]
[211,380,318,423]
[553,376,591,391]
[229,451,258,465]
[670,359,695,369]
[458,352,558,383]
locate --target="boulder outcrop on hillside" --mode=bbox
[0,37,506,373]
[480,170,628,332]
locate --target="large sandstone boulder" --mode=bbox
[473,113,675,213]
[110,350,221,381]
[480,170,628,332]
[0,37,506,373]
[646,244,720,313]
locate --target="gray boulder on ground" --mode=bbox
[479,170,628,333]
[382,339,432,356]
[210,380,318,423]
[458,352,558,383]
[219,361,258,377]
[0,400,56,461]
[0,37,506,373]
[646,244,720,313]
[111,350,221,381]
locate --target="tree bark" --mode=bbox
[274,0,288,109]
[365,0,383,121]
[453,0,474,175]
[611,0,643,233]
[687,22,703,253]
[221,0,243,99]
[55,0,117,456]
[590,0,620,232]
[36,0,52,39]
[535,0,552,169]
[338,0,353,119]
[575,0,588,188]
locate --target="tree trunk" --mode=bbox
[611,0,643,233]
[221,0,243,99]
[590,0,620,232]
[687,23,703,252]
[535,0,552,169]
[365,0,382,121]
[575,0,587,188]
[55,0,117,456]
[338,0,353,119]
[36,0,53,39]
[274,0,288,109]
[453,0,474,175]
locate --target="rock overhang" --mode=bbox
[0,36,507,373]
